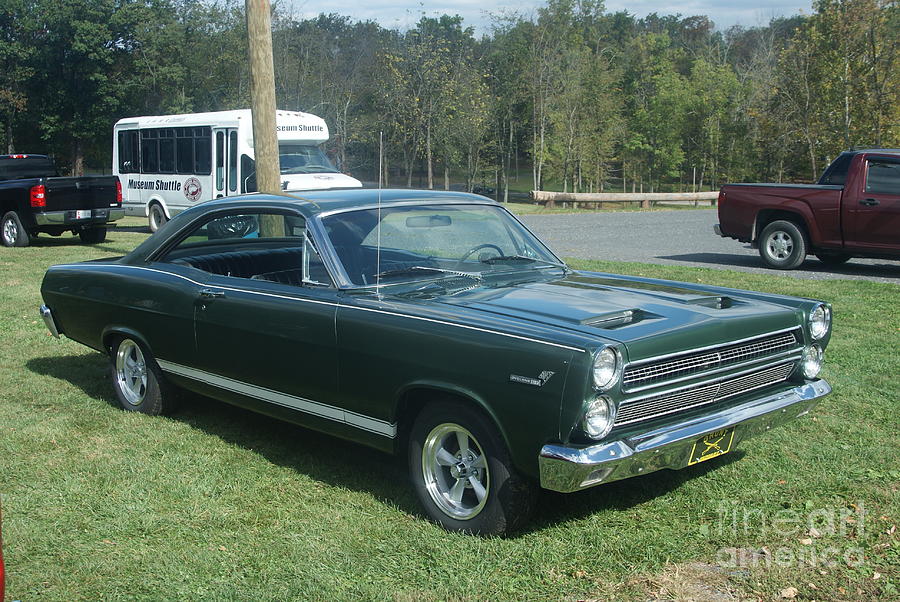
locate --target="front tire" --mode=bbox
[148,203,168,233]
[79,227,107,244]
[759,220,807,270]
[1,211,31,247]
[110,337,177,415]
[409,402,535,535]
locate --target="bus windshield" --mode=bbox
[278,144,338,175]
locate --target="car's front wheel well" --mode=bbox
[394,388,498,454]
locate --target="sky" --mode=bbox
[282,0,813,34]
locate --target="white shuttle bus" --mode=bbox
[113,109,362,231]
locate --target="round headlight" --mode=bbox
[583,396,616,439]
[809,304,831,340]
[592,347,619,390]
[800,344,823,379]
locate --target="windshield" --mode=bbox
[278,144,338,175]
[321,203,565,286]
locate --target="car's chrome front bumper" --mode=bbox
[538,380,831,493]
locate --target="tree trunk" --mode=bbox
[426,118,433,189]
[72,139,85,177]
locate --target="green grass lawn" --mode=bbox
[0,220,897,600]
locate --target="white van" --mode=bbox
[112,109,362,231]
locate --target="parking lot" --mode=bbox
[522,209,900,284]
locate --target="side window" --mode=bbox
[118,130,140,173]
[228,131,238,192]
[158,128,175,173]
[140,129,159,173]
[866,161,900,194]
[162,212,327,287]
[195,127,211,175]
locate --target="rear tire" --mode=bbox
[79,227,107,244]
[109,337,177,415]
[148,203,168,233]
[815,252,851,267]
[1,211,31,247]
[759,220,807,270]
[409,401,535,535]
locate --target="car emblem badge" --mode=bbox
[509,371,555,387]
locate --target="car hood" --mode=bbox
[428,271,801,361]
[282,173,362,191]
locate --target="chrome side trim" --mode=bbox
[52,264,587,354]
[39,305,60,338]
[157,359,397,437]
[624,326,802,367]
[539,379,831,493]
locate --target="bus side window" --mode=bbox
[196,127,211,175]
[216,132,225,191]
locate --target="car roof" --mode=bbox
[196,188,499,218]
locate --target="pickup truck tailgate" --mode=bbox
[43,176,119,211]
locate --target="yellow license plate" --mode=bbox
[688,428,735,465]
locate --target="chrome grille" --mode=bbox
[623,329,800,390]
[615,362,795,426]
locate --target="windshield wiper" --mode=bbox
[480,254,568,270]
[374,266,482,281]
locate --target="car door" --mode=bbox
[156,209,340,416]
[843,156,900,251]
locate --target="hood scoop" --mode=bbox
[581,309,656,329]
[685,296,735,309]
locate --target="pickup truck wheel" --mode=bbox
[110,337,177,415]
[1,211,30,247]
[815,252,852,266]
[409,402,535,535]
[148,204,167,233]
[78,227,107,244]
[759,220,807,270]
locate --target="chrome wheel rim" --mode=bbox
[2,217,17,245]
[422,423,489,520]
[766,231,793,260]
[115,339,147,406]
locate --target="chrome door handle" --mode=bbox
[860,198,880,206]
[199,288,225,299]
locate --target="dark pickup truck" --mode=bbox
[0,154,123,247]
[715,149,900,269]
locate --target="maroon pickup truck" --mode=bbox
[715,149,900,269]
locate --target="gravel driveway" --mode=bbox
[521,209,900,284]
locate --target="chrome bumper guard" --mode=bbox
[40,305,60,338]
[539,380,830,493]
[713,223,723,237]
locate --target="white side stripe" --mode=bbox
[157,359,397,437]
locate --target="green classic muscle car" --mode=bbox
[39,189,832,534]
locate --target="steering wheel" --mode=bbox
[457,243,504,264]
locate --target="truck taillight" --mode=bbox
[30,184,46,208]
[116,180,122,204]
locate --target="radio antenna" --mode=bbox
[375,131,383,295]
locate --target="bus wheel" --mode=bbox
[148,204,168,233]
